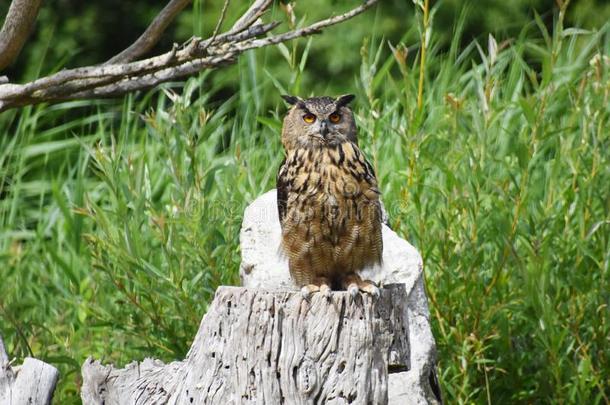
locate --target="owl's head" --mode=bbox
[280,94,357,150]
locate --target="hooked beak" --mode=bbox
[320,120,329,138]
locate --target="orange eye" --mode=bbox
[329,113,341,123]
[303,113,316,124]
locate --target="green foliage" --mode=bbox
[1,1,609,403]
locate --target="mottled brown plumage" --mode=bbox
[277,94,382,297]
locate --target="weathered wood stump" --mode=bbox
[0,336,59,405]
[240,190,442,404]
[81,285,409,404]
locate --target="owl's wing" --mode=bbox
[276,158,288,224]
[357,150,381,199]
[357,152,383,266]
[362,157,379,188]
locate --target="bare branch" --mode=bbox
[0,0,43,71]
[243,0,380,50]
[0,0,380,113]
[105,0,192,64]
[231,0,272,33]
[201,0,231,54]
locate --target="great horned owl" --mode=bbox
[277,94,382,298]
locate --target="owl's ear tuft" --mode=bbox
[281,95,303,106]
[336,94,356,108]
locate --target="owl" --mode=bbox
[276,94,383,298]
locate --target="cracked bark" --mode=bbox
[80,285,409,405]
[0,336,59,405]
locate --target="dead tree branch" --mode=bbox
[0,0,43,71]
[105,0,192,65]
[0,0,379,113]
[231,0,272,33]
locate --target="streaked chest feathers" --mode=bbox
[277,141,382,284]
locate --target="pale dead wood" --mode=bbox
[0,335,59,405]
[231,0,272,33]
[105,0,192,65]
[80,285,409,404]
[246,0,381,48]
[0,0,379,113]
[0,0,43,71]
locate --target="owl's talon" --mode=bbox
[367,285,380,299]
[359,281,380,299]
[342,275,380,300]
[301,285,319,300]
[348,283,359,299]
[320,284,332,299]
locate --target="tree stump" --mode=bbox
[240,190,442,404]
[0,336,59,405]
[81,285,409,404]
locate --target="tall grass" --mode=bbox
[1,5,609,404]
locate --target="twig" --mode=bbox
[243,0,379,49]
[105,0,192,65]
[230,0,273,33]
[200,0,231,54]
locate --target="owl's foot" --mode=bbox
[342,274,380,299]
[319,283,332,298]
[300,278,332,300]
